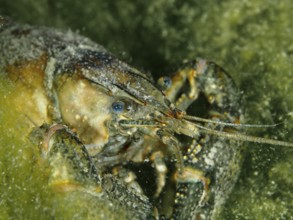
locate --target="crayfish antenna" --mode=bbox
[183,114,282,128]
[183,119,293,147]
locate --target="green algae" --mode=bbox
[1,0,293,219]
[0,76,54,219]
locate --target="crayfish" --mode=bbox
[1,16,292,219]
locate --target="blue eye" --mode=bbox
[112,101,125,114]
[163,77,172,88]
[158,76,172,90]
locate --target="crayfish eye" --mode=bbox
[158,76,172,90]
[112,101,125,114]
[163,77,172,88]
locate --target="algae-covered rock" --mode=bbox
[0,0,293,219]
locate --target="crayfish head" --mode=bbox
[54,73,167,156]
[54,76,115,155]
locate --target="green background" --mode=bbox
[1,0,293,219]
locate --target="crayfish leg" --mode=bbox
[31,123,101,190]
[29,123,154,219]
[165,58,241,119]
[174,166,211,207]
[163,59,243,219]
[150,151,168,198]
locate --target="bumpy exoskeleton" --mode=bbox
[164,60,243,219]
[29,124,153,220]
[1,18,292,219]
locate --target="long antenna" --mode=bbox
[183,115,281,128]
[186,120,293,147]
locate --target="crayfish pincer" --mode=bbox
[1,17,292,219]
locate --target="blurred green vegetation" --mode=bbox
[0,76,54,219]
[1,0,293,219]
